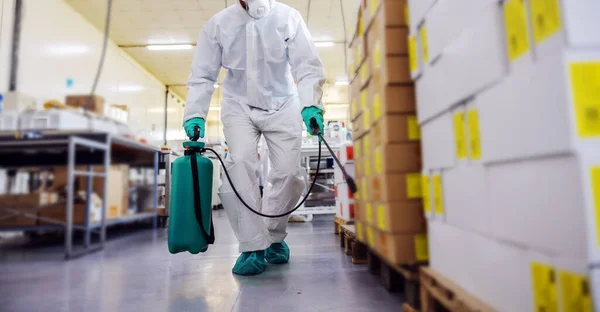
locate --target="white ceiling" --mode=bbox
[66,0,358,102]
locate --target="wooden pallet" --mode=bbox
[339,224,368,264]
[333,216,353,234]
[367,248,426,309]
[419,267,495,312]
[403,303,419,312]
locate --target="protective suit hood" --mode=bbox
[241,0,275,19]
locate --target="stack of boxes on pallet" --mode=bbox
[349,0,428,267]
[410,0,599,310]
[334,143,356,222]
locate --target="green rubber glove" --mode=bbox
[183,117,205,139]
[301,106,324,136]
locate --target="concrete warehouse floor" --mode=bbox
[0,211,404,312]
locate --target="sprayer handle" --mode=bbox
[309,117,321,136]
[192,126,200,141]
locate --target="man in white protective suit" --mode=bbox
[183,0,325,276]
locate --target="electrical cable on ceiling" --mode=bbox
[88,0,114,107]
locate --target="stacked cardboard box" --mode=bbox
[334,143,356,221]
[349,0,428,267]
[411,0,599,310]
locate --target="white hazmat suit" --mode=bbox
[184,0,325,252]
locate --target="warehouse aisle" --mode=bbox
[0,212,404,312]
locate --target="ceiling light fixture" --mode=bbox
[147,44,193,51]
[314,42,335,48]
[335,80,349,86]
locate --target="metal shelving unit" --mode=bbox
[0,131,160,259]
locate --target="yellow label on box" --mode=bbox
[361,178,368,200]
[531,262,559,312]
[360,63,368,82]
[358,14,364,36]
[559,270,593,312]
[408,35,418,73]
[531,0,562,44]
[421,175,431,213]
[420,25,429,64]
[453,112,467,159]
[414,234,429,261]
[365,157,372,177]
[504,0,530,61]
[591,166,600,247]
[433,174,444,215]
[406,173,423,199]
[467,109,482,160]
[363,109,370,130]
[351,98,357,117]
[569,62,600,137]
[373,94,382,121]
[355,140,362,158]
[360,90,368,110]
[407,116,421,140]
[374,148,382,174]
[376,204,386,230]
[356,222,364,241]
[367,226,375,246]
[369,0,378,16]
[373,40,382,69]
[366,202,373,224]
[364,134,371,155]
[356,46,363,64]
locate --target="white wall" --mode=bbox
[0,0,183,146]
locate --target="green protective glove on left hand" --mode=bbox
[183,117,205,139]
[301,106,324,136]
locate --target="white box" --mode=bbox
[336,143,354,164]
[408,0,436,31]
[335,182,355,221]
[421,112,456,169]
[335,182,354,202]
[0,112,18,131]
[19,110,89,131]
[89,117,118,134]
[421,170,434,220]
[487,155,587,257]
[416,4,508,123]
[1,91,37,112]
[444,164,489,236]
[425,0,499,63]
[334,162,355,185]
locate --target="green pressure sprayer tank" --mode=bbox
[168,141,215,254]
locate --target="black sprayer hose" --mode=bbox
[203,142,321,218]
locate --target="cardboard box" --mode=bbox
[372,143,422,175]
[426,0,499,62]
[372,201,426,234]
[355,158,364,180]
[421,111,455,170]
[371,172,423,202]
[361,130,372,158]
[0,192,61,227]
[334,162,356,184]
[488,155,587,257]
[371,56,412,87]
[352,113,364,140]
[368,8,409,56]
[359,57,372,90]
[38,203,102,225]
[366,0,408,29]
[65,95,105,115]
[355,220,367,243]
[373,227,429,265]
[415,3,507,123]
[407,0,436,31]
[370,83,416,123]
[355,200,366,223]
[372,115,420,145]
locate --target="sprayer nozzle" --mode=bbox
[347,177,358,194]
[309,117,321,135]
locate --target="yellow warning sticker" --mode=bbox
[363,109,371,130]
[591,166,600,247]
[407,116,421,140]
[360,63,368,82]
[530,0,562,44]
[421,174,431,213]
[374,148,383,174]
[365,157,372,177]
[569,62,600,137]
[364,134,371,156]
[373,40,382,69]
[420,25,429,64]
[370,0,379,16]
[406,173,423,199]
[356,44,363,64]
[367,226,375,247]
[355,139,361,158]
[360,90,368,110]
[453,111,467,159]
[356,222,364,241]
[414,234,429,261]
[467,109,482,160]
[531,262,559,312]
[361,178,368,200]
[409,35,418,73]
[433,174,444,215]
[559,270,593,312]
[366,202,373,224]
[376,204,386,230]
[373,94,382,121]
[504,0,530,61]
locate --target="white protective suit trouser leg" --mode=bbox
[218,98,303,252]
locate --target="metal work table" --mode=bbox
[0,131,160,259]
